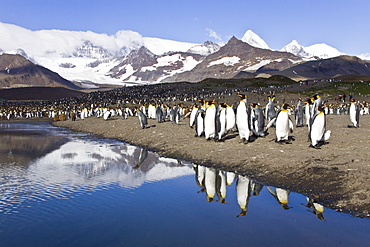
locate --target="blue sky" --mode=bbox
[1,0,369,55]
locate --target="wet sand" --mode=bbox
[51,113,370,218]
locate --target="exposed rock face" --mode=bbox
[163,37,302,82]
[107,46,204,82]
[271,55,370,79]
[0,54,81,89]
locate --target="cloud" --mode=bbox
[206,28,224,44]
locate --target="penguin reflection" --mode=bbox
[133,148,148,169]
[204,167,216,202]
[216,170,227,203]
[226,171,236,185]
[266,186,292,210]
[193,165,206,193]
[236,175,252,217]
[251,181,264,196]
[303,197,326,221]
[195,165,228,203]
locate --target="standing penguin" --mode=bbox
[189,103,199,128]
[155,104,164,123]
[103,109,111,120]
[137,109,148,129]
[204,101,216,140]
[295,99,304,127]
[225,103,236,133]
[349,99,360,128]
[194,108,205,137]
[304,98,313,127]
[265,95,277,124]
[266,103,294,143]
[215,103,227,141]
[236,94,250,144]
[250,103,266,137]
[309,106,331,149]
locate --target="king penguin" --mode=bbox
[236,94,250,143]
[204,101,216,140]
[265,95,277,125]
[103,109,111,120]
[189,103,198,128]
[349,99,360,128]
[250,103,266,137]
[266,103,294,143]
[194,106,205,137]
[137,109,148,129]
[225,103,236,133]
[295,99,304,127]
[309,106,331,148]
[215,103,227,141]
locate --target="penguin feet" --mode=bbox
[239,138,248,144]
[309,144,321,149]
[276,139,291,144]
[289,136,296,141]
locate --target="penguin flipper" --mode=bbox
[288,119,294,133]
[265,118,276,129]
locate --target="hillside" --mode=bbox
[0,54,82,90]
[0,87,85,101]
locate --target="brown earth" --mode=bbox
[52,113,370,218]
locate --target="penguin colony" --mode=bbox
[193,164,325,220]
[0,85,368,149]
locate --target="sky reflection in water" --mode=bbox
[0,123,369,247]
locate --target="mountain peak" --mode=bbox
[241,30,270,50]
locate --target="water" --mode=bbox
[0,122,369,246]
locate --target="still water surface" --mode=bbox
[0,122,369,246]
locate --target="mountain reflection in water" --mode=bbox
[1,123,369,247]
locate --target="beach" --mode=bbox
[52,113,370,218]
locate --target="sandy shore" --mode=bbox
[52,114,370,218]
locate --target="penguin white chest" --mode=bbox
[204,105,216,139]
[275,111,290,141]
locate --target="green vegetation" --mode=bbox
[303,80,370,98]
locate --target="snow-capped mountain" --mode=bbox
[107,47,204,83]
[358,53,370,61]
[187,41,221,56]
[280,40,345,59]
[241,30,270,50]
[163,37,302,83]
[0,22,201,85]
[280,40,312,58]
[1,22,369,86]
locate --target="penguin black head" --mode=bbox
[305,97,314,105]
[238,94,247,99]
[350,99,355,103]
[220,102,228,108]
[281,103,291,109]
[317,105,326,112]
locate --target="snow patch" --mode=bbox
[208,56,240,67]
